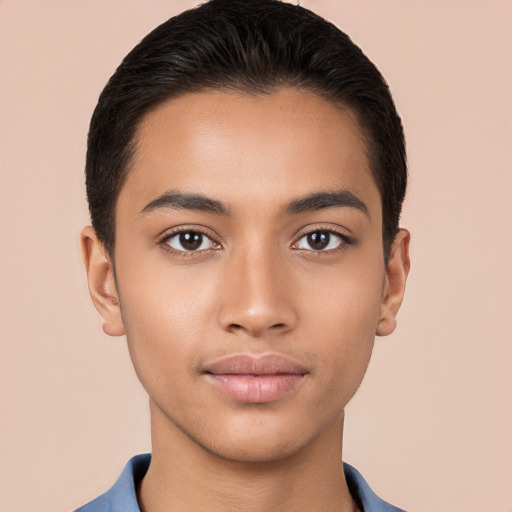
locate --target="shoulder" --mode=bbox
[344,463,407,512]
[74,454,151,512]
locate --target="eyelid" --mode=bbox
[158,224,220,241]
[291,225,354,252]
[158,225,222,254]
[156,223,353,255]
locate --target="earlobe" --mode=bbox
[376,228,411,337]
[80,226,126,337]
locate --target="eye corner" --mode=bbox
[292,228,354,253]
[158,227,222,256]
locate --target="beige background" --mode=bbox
[1,1,511,511]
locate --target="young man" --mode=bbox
[78,0,410,510]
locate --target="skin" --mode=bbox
[82,88,410,512]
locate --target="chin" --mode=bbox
[151,396,343,465]
[202,434,306,464]
[185,413,321,465]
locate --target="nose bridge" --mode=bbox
[218,239,296,337]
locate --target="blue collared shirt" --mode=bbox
[75,453,406,512]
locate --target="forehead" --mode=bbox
[120,88,380,218]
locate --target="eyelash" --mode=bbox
[292,227,354,254]
[159,227,221,258]
[158,226,354,257]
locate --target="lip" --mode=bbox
[203,354,308,404]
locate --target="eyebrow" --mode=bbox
[141,190,229,216]
[283,190,370,217]
[140,188,369,218]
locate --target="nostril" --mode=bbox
[227,322,287,335]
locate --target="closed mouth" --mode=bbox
[203,353,308,403]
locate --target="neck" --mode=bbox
[138,401,358,512]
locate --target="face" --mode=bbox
[83,88,409,463]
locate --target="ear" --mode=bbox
[80,226,125,337]
[376,228,411,337]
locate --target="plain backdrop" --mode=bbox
[1,1,511,511]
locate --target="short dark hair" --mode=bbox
[86,0,406,259]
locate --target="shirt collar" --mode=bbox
[77,453,405,512]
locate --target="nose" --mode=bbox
[218,246,298,338]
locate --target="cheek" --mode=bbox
[300,247,384,331]
[115,256,221,391]
[303,259,384,394]
[118,245,220,330]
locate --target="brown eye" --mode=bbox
[165,231,215,252]
[180,232,203,250]
[307,231,330,250]
[294,230,346,251]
